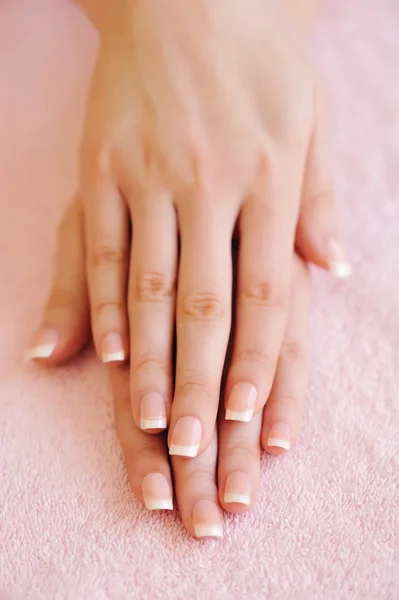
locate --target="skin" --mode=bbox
[35,0,347,458]
[35,197,311,537]
[26,0,349,537]
[74,0,321,36]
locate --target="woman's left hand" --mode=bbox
[28,197,311,537]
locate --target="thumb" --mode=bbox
[296,81,352,278]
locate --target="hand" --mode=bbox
[29,0,348,459]
[31,197,311,537]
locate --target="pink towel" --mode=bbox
[1,0,398,598]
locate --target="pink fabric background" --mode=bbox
[1,0,398,598]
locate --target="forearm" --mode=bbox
[72,0,102,28]
[72,0,125,30]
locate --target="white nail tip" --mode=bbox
[25,343,56,361]
[225,409,253,422]
[144,498,173,511]
[102,351,125,363]
[194,524,223,538]
[169,444,199,457]
[267,437,291,451]
[224,493,251,506]
[141,417,167,430]
[330,262,353,278]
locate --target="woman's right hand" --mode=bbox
[29,197,311,537]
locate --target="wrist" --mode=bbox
[73,0,136,31]
[282,0,321,38]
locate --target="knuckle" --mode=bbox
[189,145,210,190]
[58,197,82,235]
[93,146,113,176]
[315,78,330,118]
[136,271,174,303]
[280,342,307,365]
[257,144,275,176]
[90,244,128,269]
[234,349,273,368]
[94,299,125,318]
[225,439,257,462]
[184,466,214,494]
[94,148,112,176]
[133,440,164,465]
[47,288,79,312]
[306,189,334,208]
[176,375,213,401]
[182,290,226,321]
[80,145,112,184]
[241,280,288,310]
[267,394,301,414]
[251,143,276,192]
[134,353,167,373]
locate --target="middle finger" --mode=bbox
[168,199,235,458]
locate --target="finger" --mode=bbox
[172,429,224,539]
[84,160,130,364]
[111,362,174,511]
[296,82,352,277]
[224,151,302,422]
[128,192,178,433]
[25,196,90,364]
[218,410,262,514]
[262,255,311,455]
[168,200,234,458]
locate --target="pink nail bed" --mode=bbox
[267,422,291,451]
[225,382,257,422]
[169,416,202,457]
[142,473,173,511]
[25,328,58,361]
[328,238,352,278]
[101,332,125,363]
[193,500,223,538]
[224,471,251,505]
[140,393,167,430]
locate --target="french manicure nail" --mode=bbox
[224,471,251,505]
[142,473,173,511]
[193,500,223,538]
[225,383,257,422]
[328,238,352,278]
[140,392,167,430]
[25,328,58,361]
[267,422,291,451]
[102,332,125,363]
[169,416,202,457]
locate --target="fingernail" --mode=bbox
[328,238,352,278]
[142,473,173,511]
[225,383,257,422]
[140,393,167,430]
[193,500,223,538]
[25,328,58,361]
[169,416,202,457]
[102,332,125,363]
[224,471,251,505]
[267,422,291,451]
